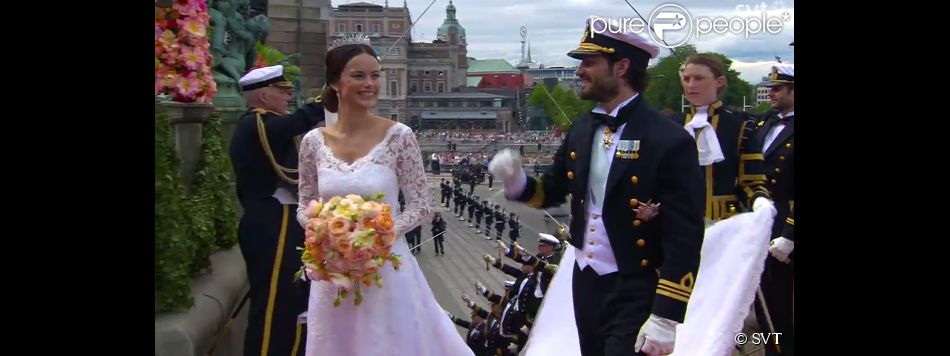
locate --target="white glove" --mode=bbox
[769,237,794,263]
[462,294,478,309]
[483,254,497,265]
[496,240,508,251]
[475,281,488,295]
[635,314,678,355]
[488,149,526,192]
[520,325,530,335]
[507,343,519,353]
[752,197,776,217]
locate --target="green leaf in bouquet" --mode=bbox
[375,275,383,288]
[333,295,341,308]
[340,289,349,299]
[294,269,303,280]
[354,288,363,306]
[374,193,386,201]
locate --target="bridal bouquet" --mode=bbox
[297,193,401,307]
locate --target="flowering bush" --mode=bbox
[155,0,217,103]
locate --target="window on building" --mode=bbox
[424,70,431,76]
[388,69,397,76]
[373,24,380,33]
[410,81,418,93]
[356,24,363,32]
[501,82,507,88]
[424,81,432,93]
[439,71,445,77]
[437,82,445,93]
[338,23,345,33]
[391,114,398,121]
[390,80,398,96]
[388,48,400,56]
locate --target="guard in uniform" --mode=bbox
[488,18,704,356]
[675,54,772,223]
[432,212,447,256]
[454,181,464,217]
[448,309,490,356]
[441,179,451,207]
[229,65,325,356]
[468,194,478,226]
[484,202,495,240]
[457,185,469,221]
[474,199,486,234]
[493,206,506,241]
[507,213,520,243]
[753,63,795,355]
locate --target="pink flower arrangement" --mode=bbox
[155,0,216,103]
[299,194,400,307]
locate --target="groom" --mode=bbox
[489,17,705,356]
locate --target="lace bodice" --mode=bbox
[296,123,432,235]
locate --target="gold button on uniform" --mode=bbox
[630,176,639,184]
[771,179,777,185]
[641,259,649,267]
[567,171,574,180]
[633,220,642,227]
[570,152,576,160]
[785,143,791,149]
[629,199,639,207]
[779,156,786,161]
[636,239,645,247]
[774,168,781,173]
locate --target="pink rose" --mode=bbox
[350,247,373,263]
[326,258,347,273]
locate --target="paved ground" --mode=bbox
[414,173,770,355]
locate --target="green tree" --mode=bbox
[753,102,773,115]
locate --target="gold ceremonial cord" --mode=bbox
[576,42,615,54]
[254,109,299,185]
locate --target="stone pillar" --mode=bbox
[160,100,213,193]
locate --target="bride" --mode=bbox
[296,37,474,356]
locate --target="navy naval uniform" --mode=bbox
[474,200,486,232]
[507,215,520,243]
[483,203,495,238]
[753,108,795,355]
[451,315,490,356]
[229,66,326,356]
[494,208,506,241]
[441,180,451,207]
[674,101,771,220]
[511,93,704,356]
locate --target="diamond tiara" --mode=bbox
[328,32,372,52]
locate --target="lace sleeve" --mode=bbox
[393,125,433,235]
[297,130,320,228]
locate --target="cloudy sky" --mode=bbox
[341,0,794,84]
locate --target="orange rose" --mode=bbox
[373,214,394,233]
[328,217,352,236]
[358,217,375,230]
[332,233,355,256]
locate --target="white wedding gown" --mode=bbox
[297,123,474,356]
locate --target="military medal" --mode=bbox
[616,140,640,159]
[602,127,614,149]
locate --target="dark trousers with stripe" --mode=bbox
[755,256,794,356]
[572,265,653,356]
[238,198,309,356]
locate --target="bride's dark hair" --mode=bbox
[321,44,378,113]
